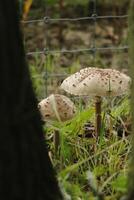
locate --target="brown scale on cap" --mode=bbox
[60,67,131,97]
[38,94,76,122]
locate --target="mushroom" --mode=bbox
[60,67,131,137]
[38,94,76,152]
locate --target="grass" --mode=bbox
[28,54,131,199]
[22,0,131,197]
[44,96,131,199]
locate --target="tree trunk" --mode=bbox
[0,1,62,199]
[126,0,134,199]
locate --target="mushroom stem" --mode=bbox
[108,98,113,136]
[95,96,102,138]
[53,130,60,154]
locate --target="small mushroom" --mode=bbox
[60,67,131,137]
[38,94,76,122]
[38,94,76,152]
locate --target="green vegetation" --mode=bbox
[29,55,131,199]
[24,0,131,199]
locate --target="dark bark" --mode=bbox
[0,1,62,199]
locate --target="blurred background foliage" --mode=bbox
[20,0,129,18]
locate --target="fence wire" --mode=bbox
[22,15,128,24]
[22,1,129,98]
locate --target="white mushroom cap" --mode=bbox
[60,67,131,97]
[38,94,76,122]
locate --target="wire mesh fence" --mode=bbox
[22,0,129,98]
